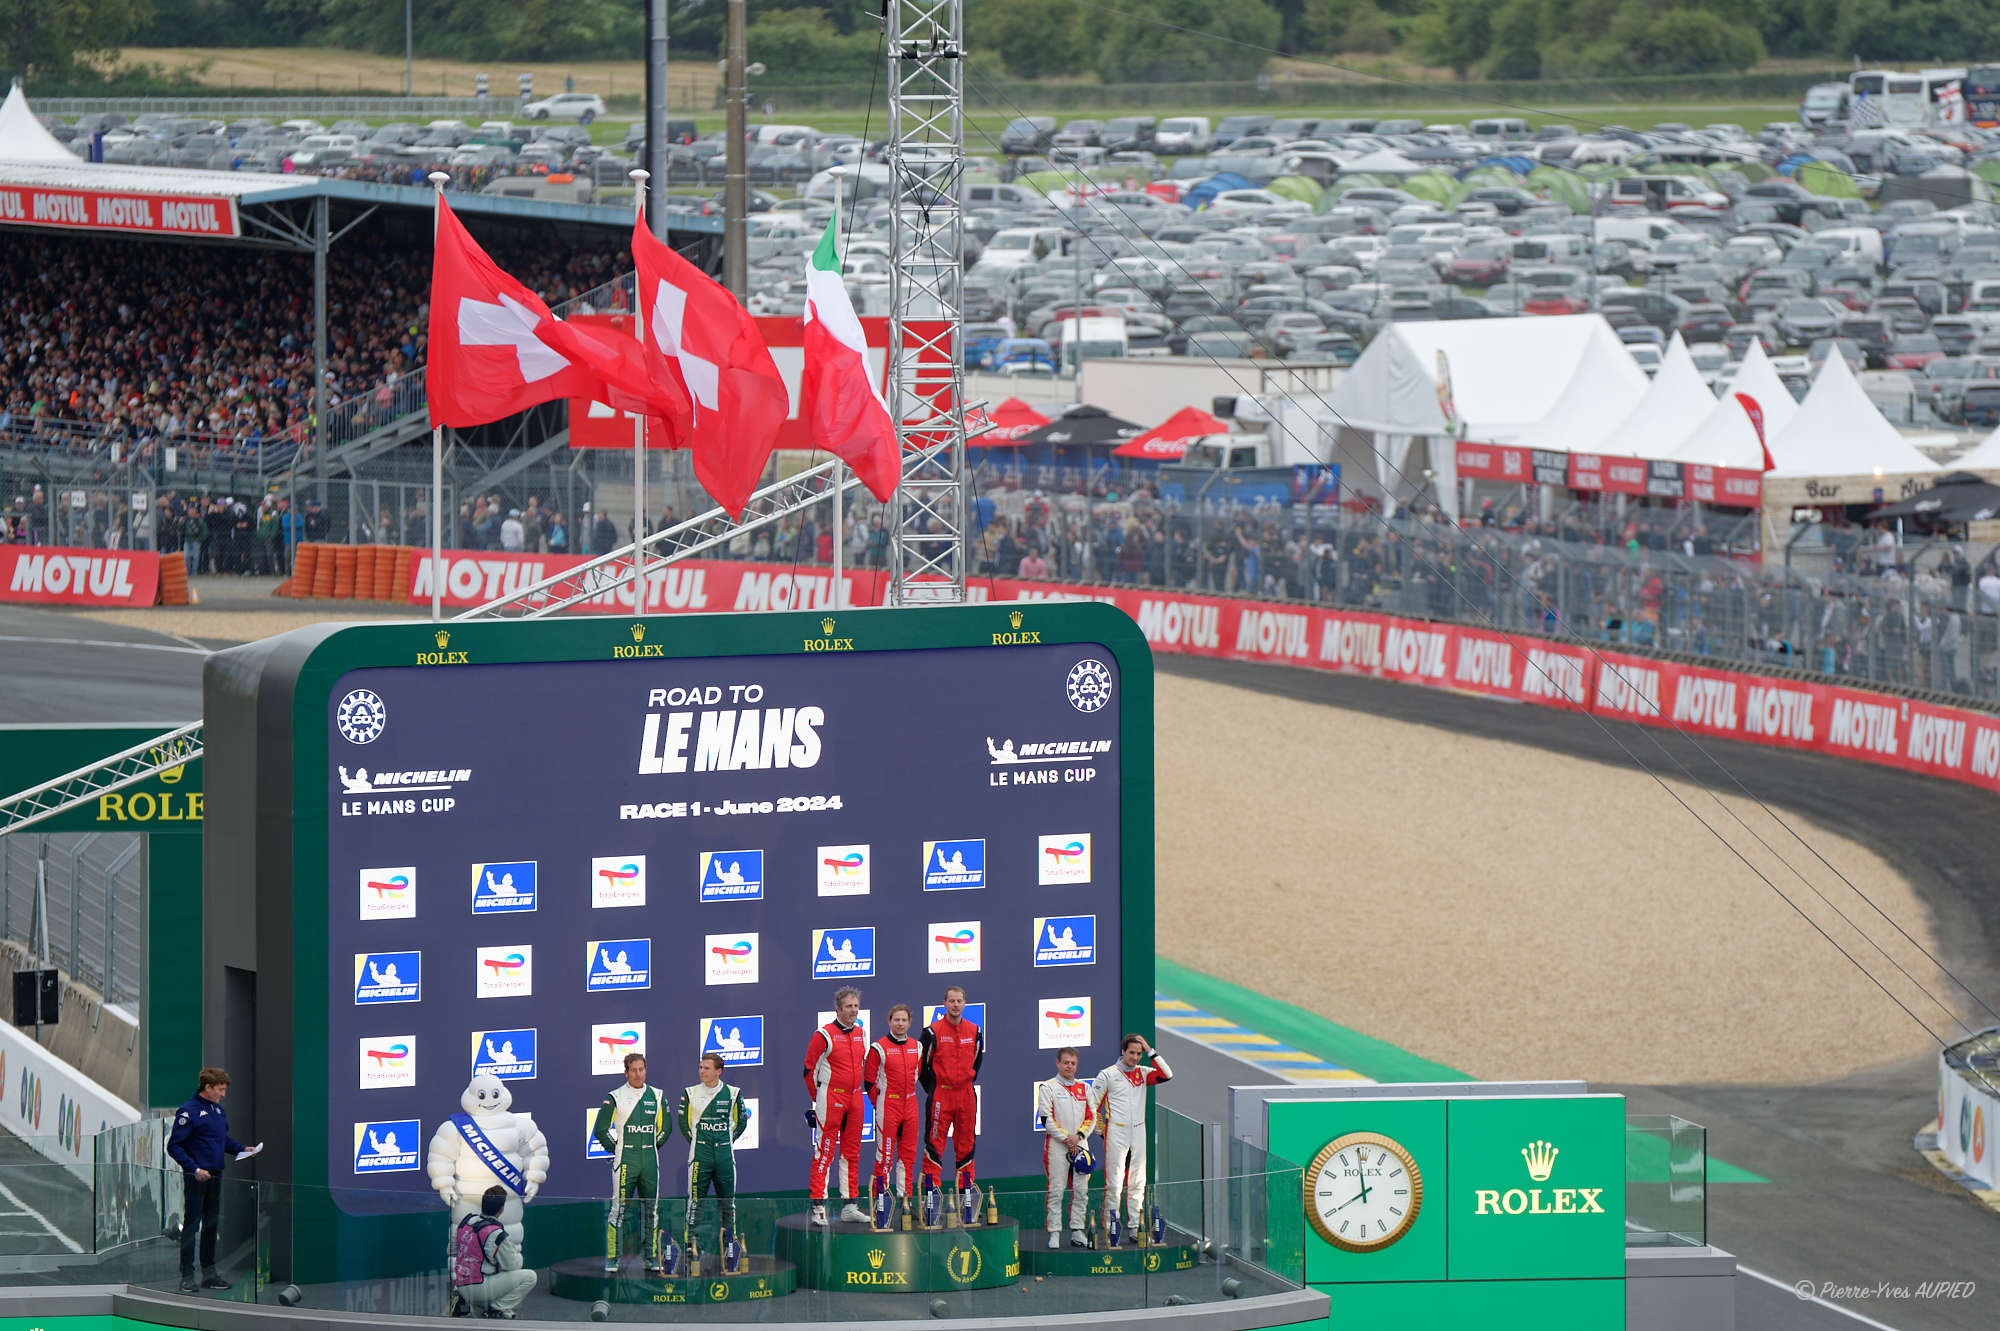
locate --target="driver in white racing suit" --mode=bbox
[1092,1034,1171,1242]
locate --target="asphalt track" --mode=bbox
[4,602,1998,1327]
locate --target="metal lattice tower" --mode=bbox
[0,723,203,838]
[884,0,969,606]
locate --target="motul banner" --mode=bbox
[0,547,159,607]
[0,185,238,237]
[399,548,2000,797]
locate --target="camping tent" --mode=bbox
[1667,341,1798,469]
[1591,334,1718,460]
[1338,149,1427,176]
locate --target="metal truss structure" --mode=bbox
[883,0,969,606]
[0,724,203,839]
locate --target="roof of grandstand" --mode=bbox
[0,84,719,239]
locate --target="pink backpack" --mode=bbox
[452,1216,500,1286]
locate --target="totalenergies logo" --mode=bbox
[597,862,641,889]
[711,939,754,966]
[57,1095,82,1155]
[822,851,865,876]
[933,928,976,953]
[482,952,527,977]
[1977,1107,1988,1166]
[20,1069,42,1128]
[597,1029,641,1054]
[1043,841,1086,866]
[364,1042,411,1068]
[365,873,411,902]
[1043,1003,1087,1029]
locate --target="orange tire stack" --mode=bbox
[331,545,358,599]
[157,555,191,606]
[310,544,337,599]
[354,545,380,602]
[375,547,410,603]
[289,543,321,598]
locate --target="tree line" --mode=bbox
[11,0,1999,89]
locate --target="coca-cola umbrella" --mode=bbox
[1871,471,2000,524]
[966,397,1052,447]
[1112,405,1232,460]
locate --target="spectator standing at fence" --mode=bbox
[500,509,525,552]
[257,500,280,575]
[304,498,329,544]
[592,506,618,556]
[230,499,253,574]
[405,499,429,553]
[168,1067,247,1294]
[547,511,568,555]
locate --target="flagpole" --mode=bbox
[831,463,843,605]
[428,170,450,623]
[630,168,650,612]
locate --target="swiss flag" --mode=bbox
[631,215,789,516]
[426,196,691,433]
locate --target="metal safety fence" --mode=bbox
[0,833,144,1010]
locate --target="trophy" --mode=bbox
[901,1193,914,1232]
[871,1174,894,1232]
[722,1227,743,1275]
[683,1228,700,1278]
[660,1232,682,1278]
[922,1180,942,1230]
[985,1185,999,1227]
[958,1171,978,1227]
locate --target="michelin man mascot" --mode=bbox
[427,1074,550,1248]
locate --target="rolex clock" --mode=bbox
[1306,1131,1423,1252]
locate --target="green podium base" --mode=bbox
[1019,1229,1201,1277]
[774,1212,1022,1291]
[548,1254,796,1305]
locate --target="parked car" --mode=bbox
[522,92,605,123]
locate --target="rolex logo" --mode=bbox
[631,623,646,641]
[866,1248,885,1270]
[1520,1139,1558,1182]
[822,617,837,635]
[434,629,451,649]
[1009,609,1024,630]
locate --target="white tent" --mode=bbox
[0,81,78,163]
[1767,351,1940,476]
[1948,424,2000,471]
[1589,334,1715,460]
[1667,340,1797,468]
[1338,149,1426,176]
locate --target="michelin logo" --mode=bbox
[700,850,764,902]
[922,839,986,891]
[811,927,876,979]
[472,861,537,915]
[354,952,421,1005]
[472,1028,537,1080]
[701,1015,765,1068]
[354,1120,421,1174]
[587,939,652,991]
[1034,915,1096,967]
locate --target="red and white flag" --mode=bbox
[802,216,900,500]
[631,215,789,516]
[426,196,690,432]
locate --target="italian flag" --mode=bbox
[802,216,900,501]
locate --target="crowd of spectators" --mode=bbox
[0,230,629,471]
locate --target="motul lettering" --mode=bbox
[734,570,849,612]
[1383,626,1447,678]
[1972,729,2000,780]
[34,193,87,224]
[160,201,219,231]
[1907,713,1965,770]
[1134,599,1219,649]
[412,556,550,602]
[1523,651,1586,703]
[1596,665,1660,717]
[1744,686,1815,742]
[0,192,21,219]
[1671,677,1738,730]
[1454,638,1513,689]
[1319,618,1383,669]
[96,196,154,228]
[8,553,136,599]
[1830,698,1899,756]
[1234,610,1310,659]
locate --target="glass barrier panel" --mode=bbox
[1625,1115,1707,1248]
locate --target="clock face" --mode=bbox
[1306,1131,1422,1252]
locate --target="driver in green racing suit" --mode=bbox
[592,1051,668,1272]
[679,1052,753,1255]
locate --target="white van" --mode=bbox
[1593,216,1684,247]
[1469,117,1529,143]
[962,181,1054,211]
[1053,316,1129,370]
[1154,117,1212,154]
[753,123,818,146]
[1813,226,1885,269]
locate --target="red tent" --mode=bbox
[968,397,1054,447]
[1111,406,1232,460]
